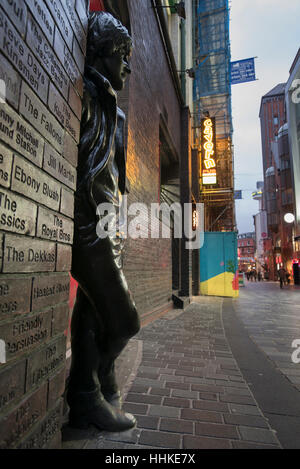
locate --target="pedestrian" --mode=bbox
[253,269,257,282]
[286,271,291,285]
[278,267,286,289]
[258,271,262,282]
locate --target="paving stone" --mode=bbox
[199,392,218,401]
[181,409,223,423]
[192,400,229,413]
[139,366,161,374]
[150,388,171,397]
[165,382,191,391]
[135,378,165,388]
[220,394,256,405]
[101,428,140,444]
[129,385,150,394]
[238,426,279,445]
[139,430,181,448]
[191,384,225,393]
[229,404,262,416]
[175,370,204,378]
[183,435,231,449]
[136,415,159,430]
[171,389,198,399]
[123,402,148,415]
[222,387,252,396]
[232,441,280,449]
[184,377,213,385]
[137,371,160,379]
[195,422,239,439]
[160,374,184,383]
[148,405,180,418]
[163,397,190,408]
[126,393,162,405]
[223,413,269,428]
[160,418,194,434]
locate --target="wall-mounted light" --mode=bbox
[153,1,186,20]
[177,68,195,78]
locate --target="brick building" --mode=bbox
[259,84,295,280]
[237,232,256,272]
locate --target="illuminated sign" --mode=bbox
[201,117,217,185]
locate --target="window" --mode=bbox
[274,116,278,125]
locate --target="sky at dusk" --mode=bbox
[230,0,300,234]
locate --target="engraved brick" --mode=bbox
[12,155,60,210]
[0,359,26,413]
[0,383,48,449]
[51,302,69,337]
[24,0,55,45]
[17,401,63,449]
[26,335,66,391]
[48,83,80,143]
[26,14,69,99]
[37,206,74,244]
[47,367,65,410]
[75,0,88,34]
[0,234,5,275]
[0,143,13,188]
[45,0,73,50]
[1,0,27,37]
[0,53,22,110]
[68,84,82,120]
[43,143,76,190]
[0,8,49,103]
[32,272,69,312]
[3,234,56,273]
[63,131,78,167]
[0,105,44,167]
[60,186,74,218]
[0,275,32,319]
[62,0,86,54]
[0,187,37,236]
[54,28,82,96]
[56,243,72,272]
[0,309,53,361]
[72,37,85,75]
[19,82,64,154]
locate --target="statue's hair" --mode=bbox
[86,12,132,64]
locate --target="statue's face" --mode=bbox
[97,46,131,91]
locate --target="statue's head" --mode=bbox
[86,12,133,91]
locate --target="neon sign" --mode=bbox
[201,117,217,185]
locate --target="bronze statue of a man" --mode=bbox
[67,12,140,432]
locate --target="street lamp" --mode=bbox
[284,213,295,223]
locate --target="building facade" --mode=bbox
[237,232,256,272]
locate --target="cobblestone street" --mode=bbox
[62,279,300,449]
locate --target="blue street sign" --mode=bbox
[231,58,256,85]
[234,190,242,200]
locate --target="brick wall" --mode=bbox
[0,0,88,449]
[122,0,184,317]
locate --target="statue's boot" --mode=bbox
[67,387,136,432]
[98,359,122,408]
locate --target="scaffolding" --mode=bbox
[193,0,235,231]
